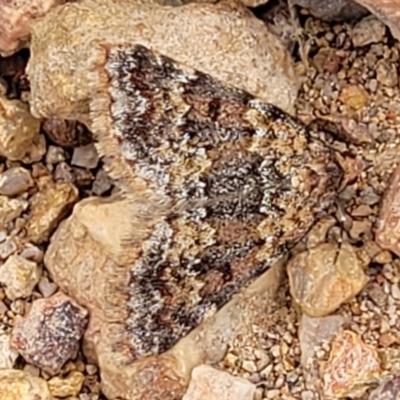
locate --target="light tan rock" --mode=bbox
[0,196,27,227]
[0,334,18,368]
[44,196,285,400]
[182,365,256,400]
[0,255,41,300]
[48,370,85,397]
[0,167,34,196]
[27,0,298,125]
[0,369,51,400]
[322,330,381,399]
[0,96,41,161]
[26,182,78,244]
[288,242,368,317]
[351,15,386,47]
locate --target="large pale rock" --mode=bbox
[0,369,51,400]
[182,365,255,400]
[25,182,78,244]
[27,0,298,125]
[0,97,41,161]
[288,242,368,317]
[0,255,41,300]
[44,196,284,400]
[10,292,88,375]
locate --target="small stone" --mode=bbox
[349,219,372,241]
[42,119,92,148]
[0,167,34,196]
[0,195,27,226]
[368,376,400,400]
[376,164,400,257]
[379,333,397,348]
[45,145,67,164]
[10,292,88,375]
[183,365,256,400]
[0,333,18,368]
[85,364,97,375]
[288,242,368,317]
[266,389,280,399]
[25,182,79,244]
[48,371,85,398]
[339,84,369,111]
[351,15,386,47]
[376,60,398,87]
[374,250,393,264]
[20,244,44,263]
[92,168,112,195]
[38,276,58,298]
[71,144,99,170]
[0,255,41,300]
[241,360,257,373]
[22,134,47,164]
[322,330,381,399]
[0,369,51,400]
[0,97,41,161]
[0,237,17,259]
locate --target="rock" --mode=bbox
[322,330,382,399]
[0,0,65,56]
[0,167,34,196]
[182,365,256,400]
[0,237,18,260]
[339,84,369,111]
[0,196,27,226]
[44,196,285,400]
[25,182,78,244]
[20,244,44,263]
[0,255,41,300]
[292,0,368,21]
[38,276,58,298]
[0,333,18,368]
[45,145,67,164]
[0,96,41,161]
[48,370,85,398]
[92,168,112,195]
[287,242,368,317]
[71,144,99,169]
[375,163,400,256]
[355,0,400,42]
[42,119,92,148]
[0,369,51,400]
[368,376,400,400]
[22,133,47,164]
[298,314,346,368]
[10,292,88,375]
[351,15,387,47]
[376,59,399,87]
[27,0,298,125]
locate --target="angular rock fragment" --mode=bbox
[322,330,382,399]
[288,242,367,317]
[10,292,88,375]
[376,164,400,257]
[0,167,34,196]
[48,370,85,398]
[27,0,299,123]
[0,333,18,368]
[182,365,256,400]
[0,196,27,227]
[0,96,41,161]
[71,143,99,169]
[0,369,51,400]
[351,15,387,47]
[0,255,41,300]
[25,182,78,243]
[368,376,400,400]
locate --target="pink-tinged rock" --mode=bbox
[183,365,256,400]
[376,164,400,257]
[0,0,66,57]
[10,292,88,375]
[322,330,382,399]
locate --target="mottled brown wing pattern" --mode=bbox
[100,44,342,359]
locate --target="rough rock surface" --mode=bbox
[27,0,298,124]
[287,242,368,317]
[48,370,85,398]
[0,255,41,300]
[0,96,41,161]
[0,369,51,400]
[10,292,89,375]
[0,167,34,197]
[0,196,27,226]
[182,365,256,400]
[25,182,78,243]
[0,334,19,369]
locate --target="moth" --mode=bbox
[89,43,342,360]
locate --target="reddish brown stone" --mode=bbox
[10,292,88,375]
